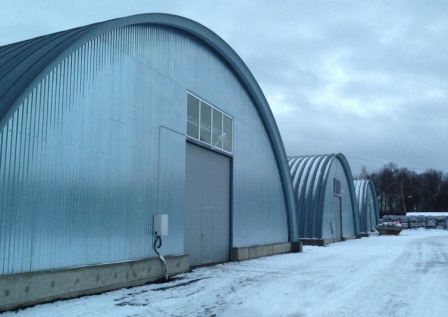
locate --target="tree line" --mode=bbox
[358,163,448,217]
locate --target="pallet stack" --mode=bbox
[409,216,419,229]
[381,215,447,230]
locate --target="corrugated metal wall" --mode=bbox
[1,24,289,274]
[288,154,358,240]
[354,179,379,233]
[289,155,329,239]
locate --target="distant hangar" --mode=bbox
[354,179,379,235]
[288,154,361,245]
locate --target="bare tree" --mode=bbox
[364,164,448,215]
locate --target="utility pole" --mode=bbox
[400,181,406,215]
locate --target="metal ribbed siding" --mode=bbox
[354,179,379,233]
[1,23,290,274]
[288,154,360,240]
[0,26,187,274]
[232,126,288,247]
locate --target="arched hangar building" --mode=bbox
[288,154,360,246]
[354,179,379,235]
[0,14,300,311]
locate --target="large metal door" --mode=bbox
[333,195,342,241]
[185,143,230,266]
[201,206,215,263]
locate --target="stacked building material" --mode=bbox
[418,215,427,228]
[390,215,400,223]
[382,215,448,230]
[426,216,437,228]
[399,216,410,228]
[435,216,446,229]
[409,216,419,228]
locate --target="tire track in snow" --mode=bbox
[323,233,448,317]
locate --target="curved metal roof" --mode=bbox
[0,22,98,123]
[288,154,360,238]
[354,179,379,232]
[0,13,298,241]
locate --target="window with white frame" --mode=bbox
[187,93,233,153]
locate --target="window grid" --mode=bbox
[186,93,233,154]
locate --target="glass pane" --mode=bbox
[200,102,212,144]
[187,94,199,139]
[223,114,233,153]
[212,109,223,149]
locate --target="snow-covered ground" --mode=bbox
[2,229,448,317]
[406,212,448,216]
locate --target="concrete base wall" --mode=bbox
[300,238,329,246]
[290,241,303,253]
[341,235,358,241]
[231,241,301,261]
[0,255,189,312]
[300,235,359,246]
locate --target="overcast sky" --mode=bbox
[1,0,447,176]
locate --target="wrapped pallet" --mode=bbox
[435,216,446,229]
[426,216,437,228]
[409,216,419,229]
[399,216,409,229]
[418,215,426,228]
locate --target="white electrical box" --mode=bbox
[153,214,169,236]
